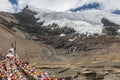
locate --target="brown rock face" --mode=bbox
[102,18,120,35]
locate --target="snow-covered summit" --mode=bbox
[28,6,120,35]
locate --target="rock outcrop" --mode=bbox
[102,18,120,35]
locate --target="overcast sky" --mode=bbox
[0,0,120,13]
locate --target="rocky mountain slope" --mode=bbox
[0,7,120,80]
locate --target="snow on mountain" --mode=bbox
[28,6,120,35]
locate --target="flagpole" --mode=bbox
[14,41,16,57]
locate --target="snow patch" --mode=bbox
[68,37,77,42]
[59,34,66,37]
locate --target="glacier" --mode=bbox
[28,6,120,35]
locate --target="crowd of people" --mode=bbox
[0,48,63,80]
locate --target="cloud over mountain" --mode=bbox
[1,0,120,14]
[0,0,14,12]
[17,0,78,12]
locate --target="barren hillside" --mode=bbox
[0,9,120,80]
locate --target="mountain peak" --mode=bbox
[102,18,120,27]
